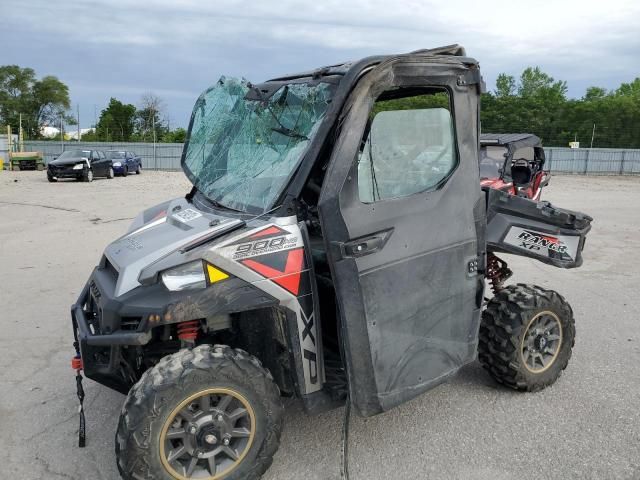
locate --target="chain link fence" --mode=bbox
[23,140,640,175]
[546,147,640,175]
[23,141,184,171]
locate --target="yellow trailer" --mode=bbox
[10,151,45,171]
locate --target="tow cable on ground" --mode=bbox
[71,333,86,447]
[341,394,351,480]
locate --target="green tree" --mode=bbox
[95,98,136,141]
[583,87,607,101]
[0,65,72,137]
[614,78,640,98]
[134,93,168,141]
[161,127,187,143]
[495,73,516,97]
[518,67,568,100]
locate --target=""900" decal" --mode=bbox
[233,236,298,259]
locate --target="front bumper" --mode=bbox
[71,262,278,393]
[70,264,183,393]
[112,165,126,174]
[48,165,84,178]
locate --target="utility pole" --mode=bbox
[60,114,64,153]
[590,123,596,149]
[152,110,157,170]
[77,104,81,142]
[19,113,24,152]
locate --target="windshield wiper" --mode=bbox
[249,85,308,140]
[191,187,244,213]
[270,126,308,140]
[207,197,244,213]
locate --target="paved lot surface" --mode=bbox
[1,171,639,480]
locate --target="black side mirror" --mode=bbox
[511,159,532,186]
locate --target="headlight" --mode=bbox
[113,162,122,167]
[73,163,84,170]
[161,260,206,291]
[161,260,230,291]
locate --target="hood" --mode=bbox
[481,177,512,191]
[105,197,245,297]
[49,157,87,166]
[481,177,503,186]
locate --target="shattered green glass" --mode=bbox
[183,77,333,214]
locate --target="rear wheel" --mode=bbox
[478,284,575,391]
[47,173,57,182]
[116,345,283,480]
[135,163,141,174]
[107,167,114,179]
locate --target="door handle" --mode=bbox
[338,229,393,259]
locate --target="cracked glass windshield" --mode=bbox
[183,77,334,214]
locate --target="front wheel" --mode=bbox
[116,345,283,480]
[478,284,575,392]
[83,169,93,182]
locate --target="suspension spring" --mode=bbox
[486,253,513,296]
[177,320,200,342]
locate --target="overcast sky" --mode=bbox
[3,0,639,129]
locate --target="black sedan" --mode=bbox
[47,149,114,182]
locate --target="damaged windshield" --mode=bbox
[183,77,334,214]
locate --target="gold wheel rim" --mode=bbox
[520,310,563,374]
[159,387,256,480]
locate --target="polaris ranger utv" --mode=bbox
[479,133,549,200]
[70,45,591,480]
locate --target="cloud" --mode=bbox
[3,0,639,126]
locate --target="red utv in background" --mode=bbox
[479,133,549,201]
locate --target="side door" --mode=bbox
[318,58,486,416]
[89,150,102,174]
[99,150,109,175]
[124,152,132,170]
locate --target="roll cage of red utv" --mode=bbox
[479,133,549,200]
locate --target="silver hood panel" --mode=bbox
[105,197,243,297]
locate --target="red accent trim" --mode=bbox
[250,226,285,239]
[177,320,199,341]
[71,356,83,370]
[152,210,166,221]
[242,248,305,295]
[539,234,560,244]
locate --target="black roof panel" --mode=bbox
[480,133,542,147]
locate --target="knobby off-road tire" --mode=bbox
[478,284,575,392]
[116,345,283,480]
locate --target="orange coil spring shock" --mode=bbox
[177,320,200,342]
[486,253,513,296]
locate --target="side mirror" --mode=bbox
[511,159,532,186]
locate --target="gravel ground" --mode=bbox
[0,171,639,480]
